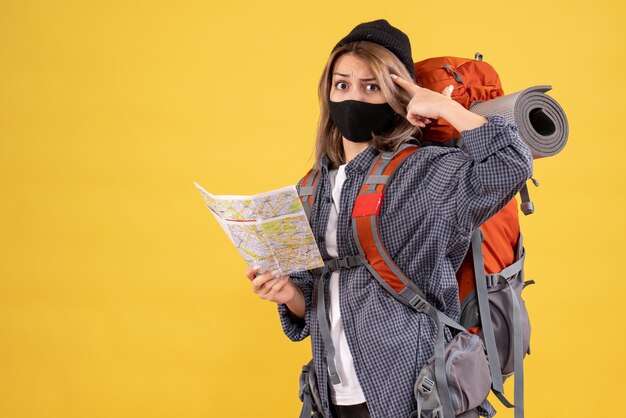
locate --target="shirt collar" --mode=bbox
[345,145,379,175]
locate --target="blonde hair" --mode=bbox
[314,41,419,169]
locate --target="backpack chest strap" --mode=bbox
[324,255,365,273]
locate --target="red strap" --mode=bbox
[354,214,406,292]
[352,147,420,294]
[352,192,383,217]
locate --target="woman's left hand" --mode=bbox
[391,74,455,127]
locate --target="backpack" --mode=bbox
[299,144,492,418]
[414,54,535,418]
[296,54,536,418]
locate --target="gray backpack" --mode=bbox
[457,228,534,418]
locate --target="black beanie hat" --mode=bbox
[334,19,415,80]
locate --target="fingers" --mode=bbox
[257,275,289,299]
[245,265,261,281]
[441,84,454,98]
[265,276,290,299]
[417,117,432,128]
[251,270,277,293]
[245,264,292,303]
[390,73,419,94]
[406,106,432,128]
[407,114,431,128]
[402,83,454,126]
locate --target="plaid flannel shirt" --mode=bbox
[278,115,534,418]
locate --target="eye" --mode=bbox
[334,81,348,90]
[365,84,380,92]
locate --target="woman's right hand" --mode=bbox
[244,266,301,305]
[391,73,487,132]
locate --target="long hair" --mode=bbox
[314,41,419,169]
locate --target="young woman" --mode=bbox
[244,20,533,418]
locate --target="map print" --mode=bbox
[194,182,324,276]
[198,186,303,221]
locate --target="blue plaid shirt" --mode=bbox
[278,116,533,418]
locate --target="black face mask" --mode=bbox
[328,100,396,143]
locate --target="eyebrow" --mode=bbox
[333,72,377,82]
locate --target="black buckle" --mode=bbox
[325,255,363,272]
[326,259,339,271]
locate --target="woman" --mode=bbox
[245,19,533,418]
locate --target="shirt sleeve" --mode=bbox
[426,115,534,237]
[277,268,315,341]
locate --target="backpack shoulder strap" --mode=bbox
[299,168,320,221]
[418,137,465,148]
[351,143,438,312]
[350,143,467,418]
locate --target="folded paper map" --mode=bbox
[194,182,324,276]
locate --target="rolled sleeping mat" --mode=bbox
[470,85,569,158]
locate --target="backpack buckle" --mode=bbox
[409,296,429,313]
[418,376,435,395]
[325,255,364,272]
[521,201,535,215]
[381,151,394,160]
[326,259,340,271]
[486,274,500,287]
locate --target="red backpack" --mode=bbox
[413,54,504,141]
[414,54,534,418]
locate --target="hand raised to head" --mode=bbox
[391,73,454,127]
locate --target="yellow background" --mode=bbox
[1,1,624,417]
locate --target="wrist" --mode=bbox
[285,279,303,305]
[285,284,306,320]
[439,100,487,132]
[438,98,463,120]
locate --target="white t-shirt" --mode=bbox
[326,164,366,405]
